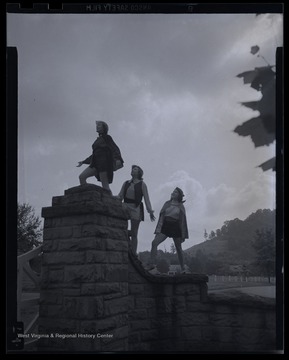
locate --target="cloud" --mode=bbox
[202,171,275,232]
[8,13,281,255]
[137,170,276,252]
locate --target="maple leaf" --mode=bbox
[234,116,275,147]
[235,63,276,171]
[257,157,276,172]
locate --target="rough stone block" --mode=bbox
[181,325,203,341]
[62,296,104,319]
[186,301,211,312]
[212,325,234,343]
[155,297,173,313]
[43,218,53,228]
[174,283,200,296]
[129,309,147,320]
[39,290,63,305]
[128,270,143,284]
[104,297,128,316]
[64,337,99,352]
[128,332,140,344]
[234,327,274,346]
[150,283,173,297]
[81,225,127,241]
[63,288,82,296]
[103,292,125,301]
[81,282,127,297]
[85,250,107,263]
[135,297,156,309]
[210,313,243,328]
[39,304,63,318]
[150,316,172,329]
[81,314,128,334]
[110,325,129,340]
[43,226,73,240]
[127,295,135,311]
[42,251,85,265]
[140,329,159,341]
[129,284,145,295]
[158,326,181,339]
[129,341,151,352]
[105,238,128,251]
[42,268,64,285]
[38,318,79,334]
[104,264,128,282]
[101,339,128,352]
[241,311,266,329]
[57,237,105,252]
[265,312,276,328]
[130,319,151,331]
[176,312,210,326]
[201,325,215,341]
[42,240,58,252]
[172,295,186,312]
[64,264,104,283]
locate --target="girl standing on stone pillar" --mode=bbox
[117,165,155,254]
[77,121,124,195]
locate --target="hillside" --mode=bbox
[184,209,275,267]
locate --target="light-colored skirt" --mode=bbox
[122,202,144,221]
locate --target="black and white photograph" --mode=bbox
[6,2,284,354]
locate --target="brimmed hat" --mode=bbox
[132,165,144,179]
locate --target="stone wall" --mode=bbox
[128,253,275,352]
[128,253,209,352]
[205,291,275,352]
[38,184,129,352]
[38,185,276,353]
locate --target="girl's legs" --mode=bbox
[130,219,141,254]
[150,233,167,264]
[79,166,98,185]
[99,171,112,194]
[173,237,184,271]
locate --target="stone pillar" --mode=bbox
[38,184,129,352]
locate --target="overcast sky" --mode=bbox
[7,11,282,253]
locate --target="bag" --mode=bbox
[113,159,124,171]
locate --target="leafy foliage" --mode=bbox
[138,209,275,276]
[235,46,276,171]
[252,228,275,282]
[185,209,275,275]
[17,203,43,255]
[156,258,170,274]
[204,229,208,240]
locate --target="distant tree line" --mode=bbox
[18,202,275,281]
[139,209,276,280]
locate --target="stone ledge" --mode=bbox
[64,184,108,195]
[42,185,129,220]
[129,249,208,285]
[42,201,129,220]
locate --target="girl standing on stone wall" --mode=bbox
[117,165,155,254]
[147,187,189,273]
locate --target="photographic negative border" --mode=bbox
[6,1,284,354]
